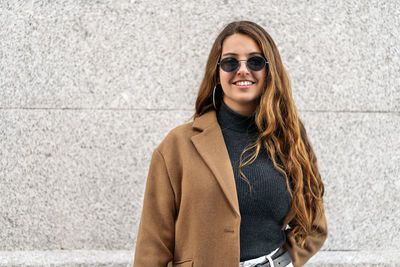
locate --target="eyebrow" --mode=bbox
[222,52,263,57]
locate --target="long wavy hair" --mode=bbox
[192,21,325,247]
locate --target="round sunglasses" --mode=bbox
[218,56,268,72]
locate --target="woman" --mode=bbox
[133,21,328,267]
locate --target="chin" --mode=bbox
[234,96,259,104]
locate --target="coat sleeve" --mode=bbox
[133,148,176,267]
[283,204,328,267]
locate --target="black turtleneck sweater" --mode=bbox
[216,100,292,261]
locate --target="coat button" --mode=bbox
[224,228,235,233]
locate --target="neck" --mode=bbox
[222,96,257,116]
[217,100,258,134]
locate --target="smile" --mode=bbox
[233,80,255,86]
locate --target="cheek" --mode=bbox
[256,70,266,81]
[219,71,232,86]
[255,72,266,95]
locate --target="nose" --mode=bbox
[237,60,250,75]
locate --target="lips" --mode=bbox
[232,80,255,86]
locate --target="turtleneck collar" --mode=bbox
[217,100,258,134]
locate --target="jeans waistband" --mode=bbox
[239,247,291,267]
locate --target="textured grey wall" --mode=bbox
[0,0,399,266]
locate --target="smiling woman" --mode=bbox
[133,21,327,267]
[219,33,267,116]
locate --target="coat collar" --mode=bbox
[190,109,295,227]
[190,109,240,217]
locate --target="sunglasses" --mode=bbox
[218,56,268,72]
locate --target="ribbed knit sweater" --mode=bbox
[216,100,292,261]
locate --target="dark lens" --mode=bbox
[220,57,239,72]
[247,56,266,71]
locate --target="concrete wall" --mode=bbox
[1,0,399,266]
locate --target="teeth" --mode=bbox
[236,81,252,86]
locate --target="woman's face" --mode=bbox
[219,33,266,116]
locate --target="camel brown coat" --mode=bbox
[133,109,328,267]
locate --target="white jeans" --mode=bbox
[239,247,294,267]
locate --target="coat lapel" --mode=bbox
[190,109,240,217]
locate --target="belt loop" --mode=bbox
[265,247,280,267]
[266,254,274,267]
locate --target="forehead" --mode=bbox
[221,33,262,55]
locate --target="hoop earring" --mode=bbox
[213,86,217,110]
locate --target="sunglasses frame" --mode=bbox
[218,56,268,72]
